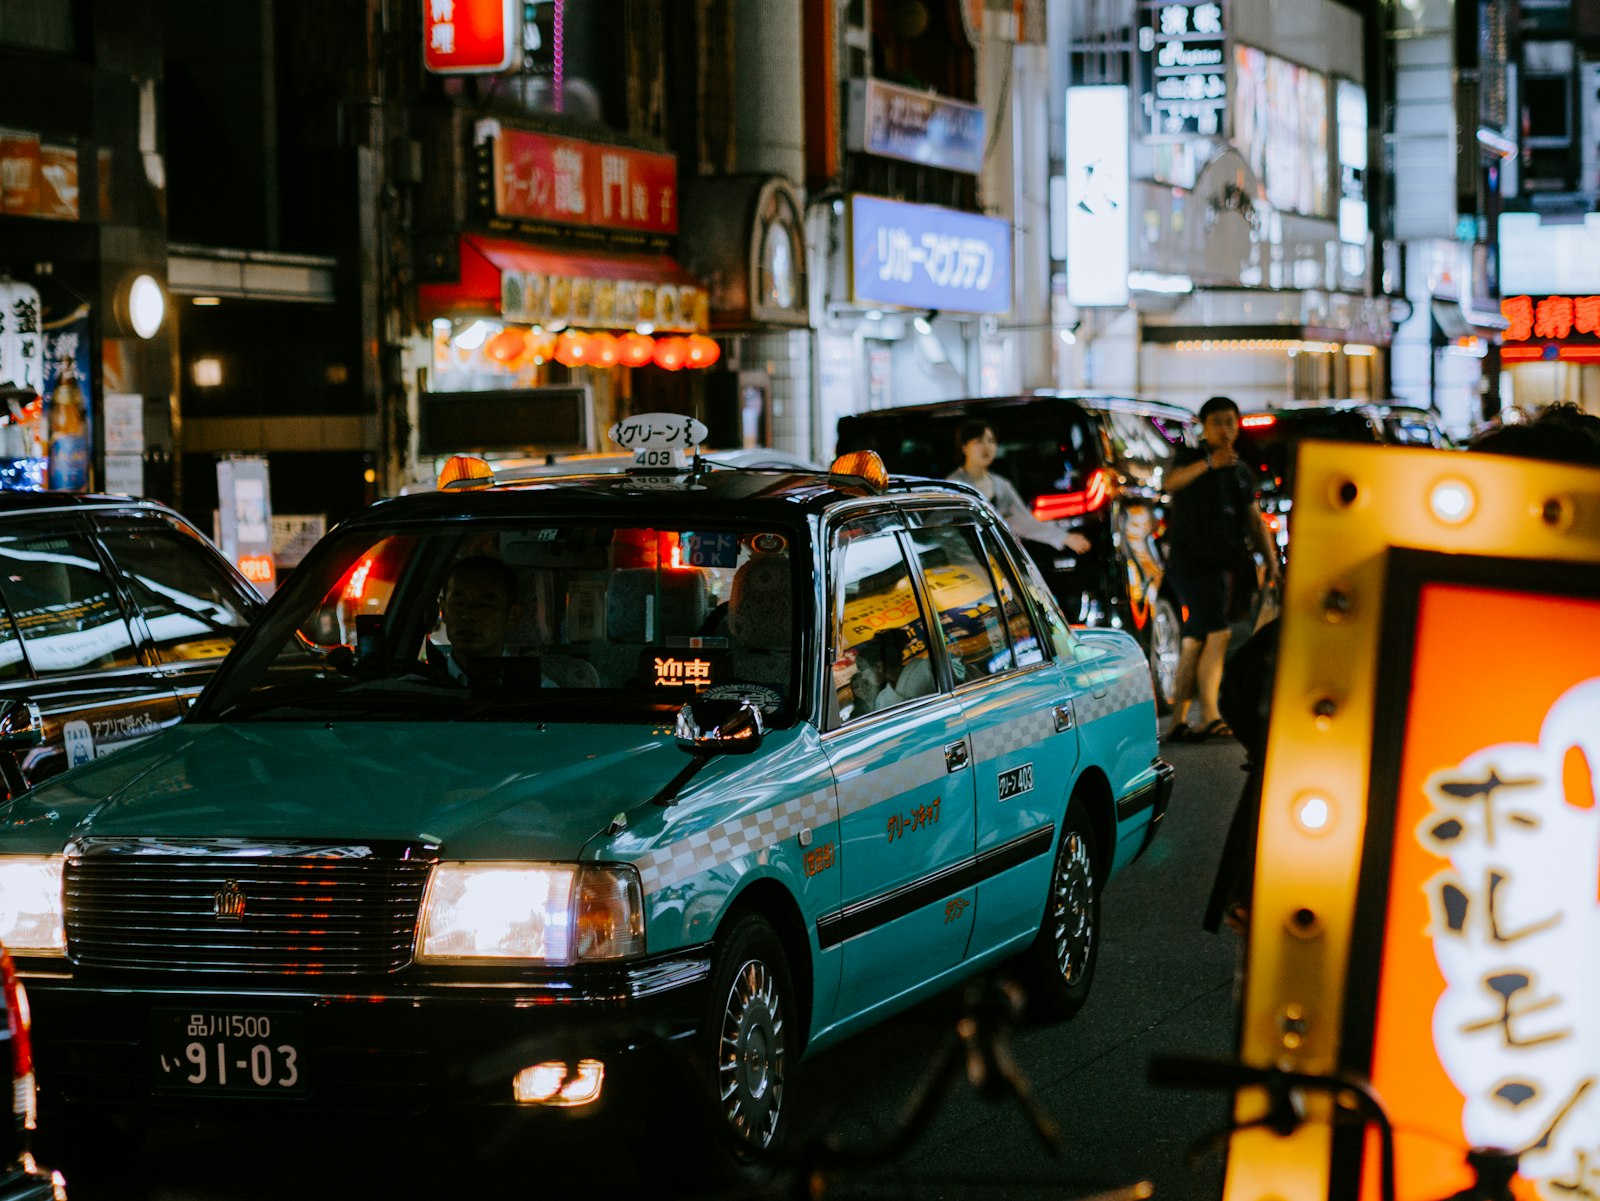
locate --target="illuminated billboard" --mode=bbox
[1232,45,1330,218]
[1065,85,1131,308]
[1225,443,1600,1201]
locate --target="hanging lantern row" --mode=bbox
[483,327,721,371]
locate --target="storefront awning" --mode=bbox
[418,236,709,333]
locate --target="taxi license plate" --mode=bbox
[151,1009,307,1096]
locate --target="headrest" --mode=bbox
[606,568,712,644]
[728,554,791,651]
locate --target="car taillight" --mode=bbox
[1240,414,1277,429]
[1033,468,1113,522]
[1,953,35,1129]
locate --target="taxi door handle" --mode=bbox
[1053,703,1074,732]
[944,740,970,773]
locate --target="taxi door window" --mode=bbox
[1016,539,1075,658]
[831,528,936,726]
[978,528,1045,668]
[0,524,141,676]
[908,526,1010,681]
[94,517,257,664]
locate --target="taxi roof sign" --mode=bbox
[437,455,494,490]
[608,414,708,452]
[828,450,889,493]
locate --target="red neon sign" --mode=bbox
[490,129,679,235]
[237,554,276,586]
[1501,294,1600,344]
[423,0,521,75]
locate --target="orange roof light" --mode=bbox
[437,455,494,490]
[828,450,889,492]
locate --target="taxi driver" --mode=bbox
[439,556,522,678]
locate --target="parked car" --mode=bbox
[0,444,1171,1167]
[0,494,262,798]
[1236,401,1456,558]
[0,941,63,1200]
[836,393,1200,712]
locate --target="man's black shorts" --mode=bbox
[1165,556,1231,639]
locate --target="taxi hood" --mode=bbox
[5,722,694,859]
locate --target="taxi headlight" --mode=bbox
[0,858,65,956]
[417,863,643,964]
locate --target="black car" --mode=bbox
[0,494,261,797]
[1236,402,1456,559]
[836,393,1200,711]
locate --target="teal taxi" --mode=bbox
[0,440,1171,1155]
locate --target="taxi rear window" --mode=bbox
[195,522,800,725]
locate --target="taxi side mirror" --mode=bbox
[674,697,764,756]
[0,700,44,751]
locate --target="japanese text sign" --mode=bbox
[423,0,520,74]
[1501,295,1600,344]
[607,413,708,451]
[1224,443,1600,1201]
[491,127,678,235]
[846,79,985,177]
[1367,567,1600,1200]
[1139,0,1227,139]
[849,194,1011,315]
[0,280,43,395]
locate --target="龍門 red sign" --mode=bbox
[423,0,520,74]
[491,128,678,235]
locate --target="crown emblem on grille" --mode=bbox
[213,880,246,921]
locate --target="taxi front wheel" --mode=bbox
[1017,802,1101,1021]
[701,912,794,1160]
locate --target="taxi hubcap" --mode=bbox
[718,958,785,1146]
[1052,830,1095,985]
[1153,605,1181,704]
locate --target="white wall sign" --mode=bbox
[1499,213,1600,296]
[1066,86,1131,308]
[0,280,43,395]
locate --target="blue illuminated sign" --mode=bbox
[848,195,1012,315]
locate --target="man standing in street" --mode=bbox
[1161,396,1279,741]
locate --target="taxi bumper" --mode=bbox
[1139,758,1176,856]
[18,946,712,1119]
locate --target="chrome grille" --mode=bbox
[65,839,435,976]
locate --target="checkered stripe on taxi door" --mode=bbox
[634,787,836,894]
[969,709,1057,763]
[831,744,950,820]
[1071,671,1151,725]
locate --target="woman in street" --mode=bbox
[947,419,1091,556]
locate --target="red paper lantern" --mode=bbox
[652,337,688,371]
[684,335,721,368]
[526,330,558,363]
[588,332,620,368]
[554,331,592,367]
[617,332,655,368]
[486,328,526,363]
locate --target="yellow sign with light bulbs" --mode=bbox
[1227,441,1600,1201]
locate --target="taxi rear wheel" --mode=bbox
[701,913,794,1161]
[1018,802,1101,1021]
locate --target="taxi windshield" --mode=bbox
[192,520,799,725]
